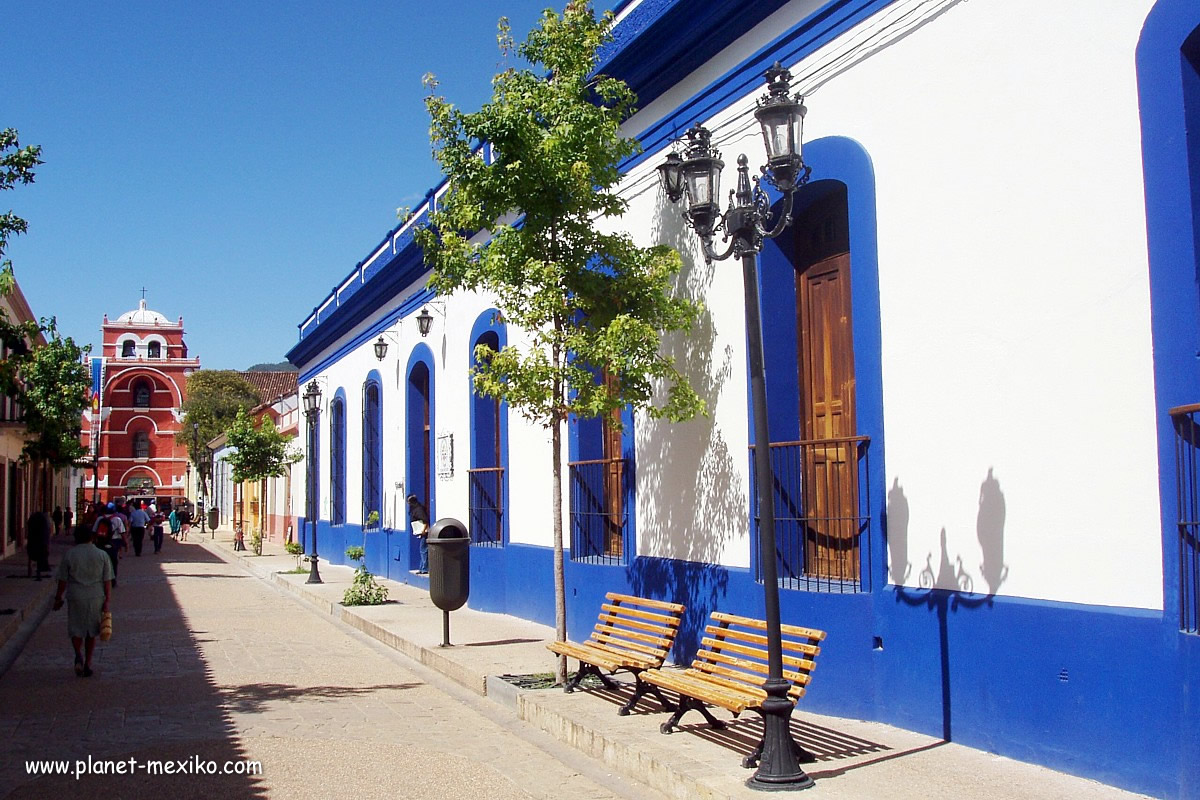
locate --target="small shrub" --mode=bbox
[343,566,389,605]
[342,545,387,605]
[251,530,263,556]
[285,541,304,568]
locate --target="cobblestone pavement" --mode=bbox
[0,539,657,799]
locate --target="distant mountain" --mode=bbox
[246,361,298,372]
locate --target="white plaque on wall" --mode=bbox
[437,432,454,480]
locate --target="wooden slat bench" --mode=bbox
[546,592,686,716]
[641,611,826,768]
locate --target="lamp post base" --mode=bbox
[306,555,323,584]
[746,688,815,791]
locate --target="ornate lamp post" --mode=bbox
[302,380,323,584]
[659,62,813,792]
[192,422,210,539]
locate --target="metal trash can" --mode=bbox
[207,509,219,531]
[427,517,470,612]
[426,517,469,647]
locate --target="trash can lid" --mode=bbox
[429,517,468,540]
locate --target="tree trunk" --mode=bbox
[552,410,566,684]
[552,319,567,685]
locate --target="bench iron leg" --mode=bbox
[565,662,599,693]
[659,697,726,734]
[618,677,676,716]
[565,662,619,694]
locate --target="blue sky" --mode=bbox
[5,1,617,369]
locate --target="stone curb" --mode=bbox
[0,579,55,650]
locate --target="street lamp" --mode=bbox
[191,421,210,539]
[302,379,323,584]
[659,61,813,792]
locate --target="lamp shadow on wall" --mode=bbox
[629,191,740,661]
[889,468,1008,742]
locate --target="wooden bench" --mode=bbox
[547,592,686,715]
[641,611,826,768]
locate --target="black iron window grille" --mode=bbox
[1172,404,1200,633]
[330,399,346,526]
[468,466,504,546]
[750,435,870,592]
[362,382,382,530]
[569,456,630,565]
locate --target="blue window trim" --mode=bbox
[468,309,509,546]
[746,135,884,591]
[329,389,347,526]
[1136,0,1200,630]
[567,377,637,566]
[362,370,383,529]
[405,344,436,526]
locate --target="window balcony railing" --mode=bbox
[568,457,630,565]
[1171,404,1200,633]
[750,435,871,592]
[468,467,504,546]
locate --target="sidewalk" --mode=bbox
[0,533,73,654]
[202,531,1149,800]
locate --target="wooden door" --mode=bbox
[602,370,624,559]
[795,188,858,580]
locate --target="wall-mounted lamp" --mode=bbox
[372,324,402,361]
[415,300,447,338]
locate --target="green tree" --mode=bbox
[177,370,262,463]
[223,408,301,550]
[0,131,89,506]
[20,324,90,467]
[416,2,704,679]
[0,128,43,292]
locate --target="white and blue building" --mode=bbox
[286,1,1200,795]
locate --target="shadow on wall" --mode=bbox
[887,469,1009,742]
[630,191,741,660]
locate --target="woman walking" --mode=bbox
[53,527,113,677]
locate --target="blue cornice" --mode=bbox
[288,0,900,372]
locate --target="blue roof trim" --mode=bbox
[289,0,898,369]
[293,284,436,383]
[597,0,795,110]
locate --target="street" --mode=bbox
[0,538,655,800]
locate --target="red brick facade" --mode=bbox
[80,299,198,504]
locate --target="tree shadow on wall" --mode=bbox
[890,469,1008,742]
[629,191,741,661]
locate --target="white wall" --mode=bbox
[302,0,1163,611]
[619,0,1163,609]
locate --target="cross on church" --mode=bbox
[140,287,148,301]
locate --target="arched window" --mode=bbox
[147,341,162,359]
[569,366,631,565]
[329,396,346,526]
[753,151,883,594]
[133,431,150,459]
[121,340,136,358]
[362,380,382,529]
[469,328,505,545]
[133,380,152,409]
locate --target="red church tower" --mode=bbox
[80,298,198,504]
